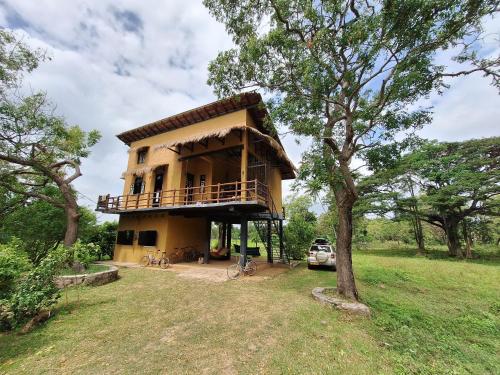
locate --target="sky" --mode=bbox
[1,0,499,220]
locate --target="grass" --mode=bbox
[1,247,498,374]
[58,264,109,276]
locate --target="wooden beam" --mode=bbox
[178,144,243,161]
[226,223,232,259]
[241,128,248,200]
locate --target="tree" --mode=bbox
[284,195,317,259]
[0,186,100,264]
[364,138,500,257]
[81,221,118,260]
[0,31,100,247]
[204,0,499,299]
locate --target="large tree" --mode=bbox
[0,30,100,246]
[204,0,499,300]
[362,137,500,257]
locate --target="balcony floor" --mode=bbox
[97,199,275,219]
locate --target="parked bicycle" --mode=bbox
[141,249,170,268]
[227,257,257,279]
[181,246,199,262]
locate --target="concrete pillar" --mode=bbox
[267,219,273,264]
[240,215,248,266]
[204,219,211,264]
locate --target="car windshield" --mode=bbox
[310,245,331,252]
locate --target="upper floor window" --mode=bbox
[130,176,144,195]
[137,148,148,164]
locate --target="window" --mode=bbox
[130,176,144,195]
[116,230,134,245]
[138,231,157,246]
[137,149,147,164]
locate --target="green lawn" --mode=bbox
[1,248,498,374]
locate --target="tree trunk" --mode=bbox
[444,217,462,257]
[334,188,359,301]
[57,180,81,247]
[462,220,473,259]
[407,176,425,254]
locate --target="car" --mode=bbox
[307,242,336,271]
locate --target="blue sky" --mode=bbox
[1,1,499,219]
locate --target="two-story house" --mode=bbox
[97,92,295,265]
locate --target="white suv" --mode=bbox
[307,241,336,270]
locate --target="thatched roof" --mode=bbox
[153,124,296,179]
[117,92,277,145]
[117,92,296,179]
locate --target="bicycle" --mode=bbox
[181,246,199,262]
[227,256,257,279]
[140,249,170,269]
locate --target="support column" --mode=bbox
[226,223,232,260]
[241,128,248,201]
[240,215,248,266]
[279,219,284,261]
[204,219,211,264]
[266,219,273,264]
[222,222,227,249]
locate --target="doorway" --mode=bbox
[153,166,166,207]
[185,173,195,203]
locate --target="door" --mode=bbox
[185,173,195,203]
[152,171,164,206]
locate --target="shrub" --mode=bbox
[1,246,67,331]
[0,238,31,299]
[72,240,100,268]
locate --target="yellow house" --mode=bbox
[97,93,295,265]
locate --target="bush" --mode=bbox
[0,238,31,299]
[71,240,100,268]
[0,245,67,331]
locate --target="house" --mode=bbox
[96,92,295,265]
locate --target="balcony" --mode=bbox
[96,179,274,216]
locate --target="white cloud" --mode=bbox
[1,1,499,219]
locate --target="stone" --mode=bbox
[55,265,119,288]
[311,287,371,317]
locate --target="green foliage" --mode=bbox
[0,188,102,264]
[0,239,31,299]
[0,245,68,330]
[0,30,101,248]
[284,195,317,259]
[71,240,100,268]
[81,221,118,260]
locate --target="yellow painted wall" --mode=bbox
[113,108,289,263]
[114,213,170,263]
[114,214,208,262]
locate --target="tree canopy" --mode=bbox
[204,0,499,300]
[0,30,100,246]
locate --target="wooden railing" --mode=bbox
[97,179,270,212]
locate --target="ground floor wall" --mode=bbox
[114,213,208,263]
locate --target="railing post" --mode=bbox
[125,194,129,209]
[173,189,176,206]
[217,183,221,203]
[254,179,258,201]
[147,192,151,208]
[136,194,139,208]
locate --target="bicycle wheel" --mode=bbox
[246,260,257,276]
[227,264,241,280]
[159,257,170,269]
[140,255,149,267]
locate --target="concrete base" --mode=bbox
[55,265,119,288]
[311,287,371,317]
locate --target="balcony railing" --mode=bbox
[97,179,270,212]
